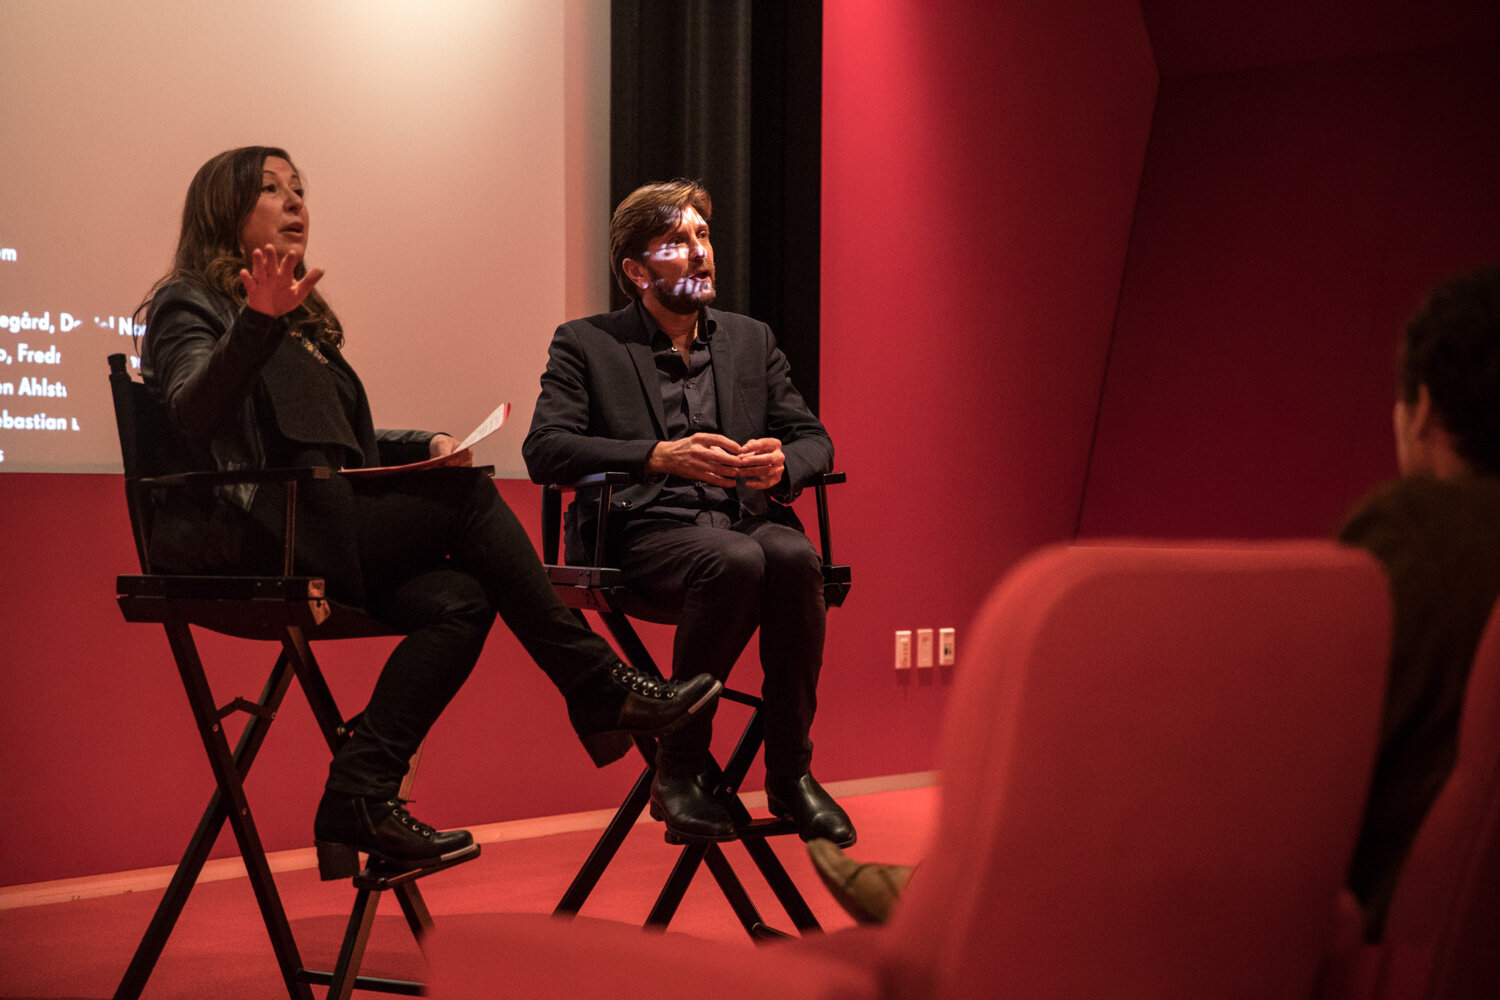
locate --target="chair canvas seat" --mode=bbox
[117,573,394,639]
[546,564,678,623]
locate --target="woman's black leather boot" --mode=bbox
[313,794,477,880]
[567,663,723,766]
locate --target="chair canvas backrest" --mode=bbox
[889,541,1390,1000]
[108,352,163,570]
[1376,598,1500,998]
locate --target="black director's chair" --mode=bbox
[540,470,851,940]
[106,354,479,1000]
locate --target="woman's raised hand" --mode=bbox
[239,244,325,318]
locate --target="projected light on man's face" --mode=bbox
[639,206,715,315]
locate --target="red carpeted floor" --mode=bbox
[0,782,935,999]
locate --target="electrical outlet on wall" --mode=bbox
[894,630,912,670]
[916,628,934,668]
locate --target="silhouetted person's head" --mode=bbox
[1394,267,1500,479]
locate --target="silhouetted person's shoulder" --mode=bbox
[1338,474,1500,937]
[1341,474,1500,640]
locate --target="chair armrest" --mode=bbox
[540,472,634,565]
[544,471,636,493]
[137,466,333,490]
[140,464,494,492]
[808,473,851,606]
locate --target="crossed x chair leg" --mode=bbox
[540,471,851,941]
[113,611,477,1000]
[550,614,820,940]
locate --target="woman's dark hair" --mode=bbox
[139,146,342,348]
[1399,266,1500,476]
[608,179,712,300]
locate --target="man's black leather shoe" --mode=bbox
[569,663,723,767]
[313,794,477,880]
[649,771,736,842]
[766,772,856,847]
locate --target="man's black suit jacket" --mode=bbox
[523,301,833,563]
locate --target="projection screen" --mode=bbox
[0,0,609,476]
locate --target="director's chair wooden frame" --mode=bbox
[540,470,851,941]
[107,353,478,1000]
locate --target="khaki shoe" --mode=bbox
[807,838,915,925]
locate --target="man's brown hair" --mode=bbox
[608,179,712,300]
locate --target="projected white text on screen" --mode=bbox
[0,239,143,469]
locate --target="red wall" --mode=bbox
[1,0,1162,885]
[1078,43,1500,538]
[0,474,634,885]
[816,0,1158,780]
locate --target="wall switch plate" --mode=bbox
[917,628,934,668]
[939,627,956,665]
[895,630,912,670]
